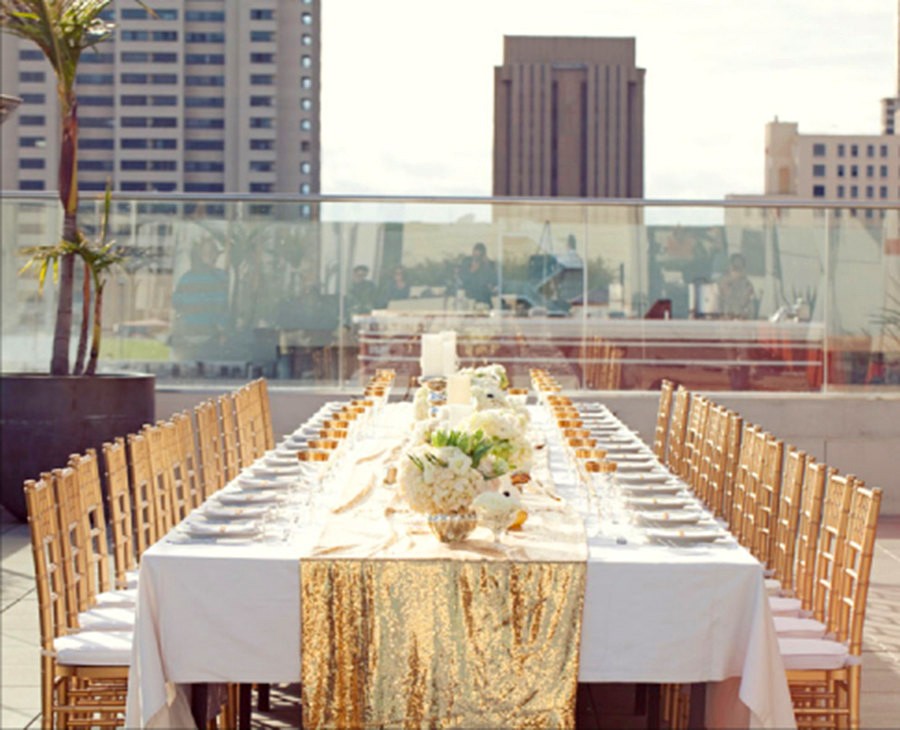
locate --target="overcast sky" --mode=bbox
[319,0,897,200]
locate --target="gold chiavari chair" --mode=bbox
[695,403,727,510]
[750,434,784,567]
[718,410,743,520]
[25,477,132,730]
[253,377,275,451]
[102,437,139,591]
[683,395,711,490]
[234,384,266,467]
[651,379,675,461]
[780,484,882,730]
[172,411,203,510]
[766,448,807,596]
[127,431,160,556]
[771,468,854,619]
[664,385,691,476]
[67,450,114,596]
[219,392,241,481]
[195,399,227,500]
[142,423,177,537]
[730,423,762,543]
[52,467,135,632]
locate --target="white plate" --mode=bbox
[635,510,702,526]
[237,475,295,490]
[201,504,271,520]
[181,520,260,539]
[217,490,283,505]
[263,453,302,468]
[611,453,658,463]
[280,436,308,449]
[250,463,304,478]
[624,495,692,510]
[598,443,645,454]
[614,462,663,474]
[619,483,683,496]
[644,526,727,544]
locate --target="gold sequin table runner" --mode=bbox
[300,448,587,729]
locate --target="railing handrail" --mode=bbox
[1,190,898,210]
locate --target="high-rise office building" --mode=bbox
[0,0,319,197]
[492,36,644,198]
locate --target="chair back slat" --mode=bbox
[731,423,761,542]
[143,423,176,537]
[173,410,203,510]
[840,485,882,654]
[234,385,265,467]
[770,447,806,590]
[52,467,93,627]
[254,378,276,450]
[664,386,691,475]
[195,399,225,500]
[24,477,68,648]
[128,431,159,553]
[103,437,137,588]
[752,435,784,566]
[219,392,240,481]
[683,395,710,487]
[794,460,828,608]
[68,448,113,595]
[651,379,675,461]
[719,410,743,520]
[813,471,855,626]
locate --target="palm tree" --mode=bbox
[0,0,148,374]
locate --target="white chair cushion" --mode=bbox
[774,615,827,638]
[54,631,132,667]
[779,637,849,671]
[78,605,136,632]
[95,588,138,607]
[764,578,782,595]
[769,595,802,617]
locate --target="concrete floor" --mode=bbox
[3,507,900,729]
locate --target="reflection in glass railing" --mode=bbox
[1,194,897,391]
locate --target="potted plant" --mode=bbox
[0,0,156,520]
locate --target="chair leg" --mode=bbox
[257,682,271,711]
[238,684,252,730]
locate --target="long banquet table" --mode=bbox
[125,402,795,729]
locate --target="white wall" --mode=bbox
[156,387,900,515]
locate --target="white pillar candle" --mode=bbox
[446,373,472,405]
[440,330,458,376]
[446,403,474,427]
[420,334,444,377]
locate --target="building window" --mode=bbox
[121,181,147,191]
[301,98,313,111]
[300,119,312,131]
[812,184,826,197]
[19,49,43,61]
[185,53,224,64]
[185,118,225,129]
[301,141,310,151]
[881,144,888,157]
[79,95,114,106]
[121,7,148,19]
[150,160,177,171]
[251,53,275,63]
[812,164,825,177]
[866,144,875,157]
[77,73,114,84]
[850,165,858,178]
[250,9,274,19]
[121,138,148,149]
[151,74,177,84]
[185,160,224,172]
[19,71,46,83]
[79,138,114,149]
[19,136,46,147]
[837,185,844,198]
[152,95,178,106]
[186,75,224,86]
[302,34,313,45]
[812,143,826,157]
[153,52,177,63]
[151,139,177,149]
[186,139,225,151]
[880,186,888,199]
[250,96,272,107]
[881,165,888,178]
[837,164,845,177]
[251,30,274,42]
[121,160,147,171]
[19,158,45,169]
[20,93,45,104]
[121,51,149,63]
[850,185,858,197]
[186,32,224,42]
[79,117,114,128]
[120,30,149,41]
[185,10,224,21]
[185,182,225,193]
[150,182,177,193]
[80,52,113,63]
[80,181,107,191]
[865,185,874,198]
[19,115,46,125]
[19,180,45,191]
[250,183,273,193]
[301,77,312,89]
[250,117,274,128]
[301,13,313,24]
[837,144,845,157]
[300,161,311,174]
[250,139,274,150]
[151,117,177,128]
[185,97,224,108]
[299,183,311,194]
[301,55,313,68]
[152,31,178,42]
[850,144,858,156]
[121,94,148,105]
[249,160,273,172]
[120,73,148,84]
[121,116,148,127]
[251,75,274,85]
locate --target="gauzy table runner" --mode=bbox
[300,438,587,729]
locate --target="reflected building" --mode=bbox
[492,36,644,198]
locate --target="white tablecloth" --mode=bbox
[125,403,795,729]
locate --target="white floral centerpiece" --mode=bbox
[460,409,533,476]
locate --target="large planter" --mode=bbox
[0,373,155,521]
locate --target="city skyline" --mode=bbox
[321,0,896,200]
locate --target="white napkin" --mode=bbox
[182,520,260,538]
